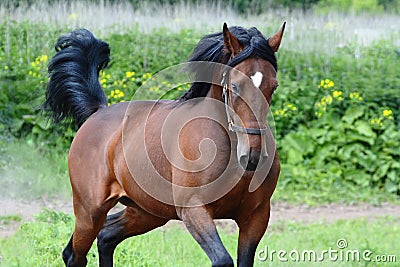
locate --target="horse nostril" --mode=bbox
[239,149,259,171]
[239,149,267,171]
[249,148,261,163]
[239,154,249,169]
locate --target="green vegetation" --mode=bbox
[0,214,22,225]
[0,210,399,266]
[0,141,70,199]
[0,1,399,204]
[315,0,400,14]
[5,0,400,15]
[274,41,400,202]
[0,3,399,266]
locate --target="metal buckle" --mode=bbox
[228,121,234,132]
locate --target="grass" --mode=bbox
[0,215,22,225]
[272,185,400,206]
[0,210,399,266]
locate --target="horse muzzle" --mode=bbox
[239,147,268,171]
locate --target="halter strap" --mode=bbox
[221,71,267,135]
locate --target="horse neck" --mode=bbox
[206,84,224,101]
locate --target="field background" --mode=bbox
[0,0,399,266]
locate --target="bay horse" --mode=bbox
[44,22,285,267]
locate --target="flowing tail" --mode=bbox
[43,29,110,127]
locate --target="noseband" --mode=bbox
[221,71,267,135]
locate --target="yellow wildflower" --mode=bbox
[349,92,363,101]
[318,79,334,89]
[382,109,393,117]
[320,95,333,105]
[332,90,343,100]
[111,89,124,98]
[39,55,48,62]
[142,73,152,79]
[315,111,323,117]
[286,103,297,111]
[125,71,135,78]
[332,91,342,98]
[68,13,78,21]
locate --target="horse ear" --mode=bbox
[223,23,241,56]
[268,22,286,52]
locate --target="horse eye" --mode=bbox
[231,83,238,93]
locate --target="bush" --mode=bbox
[0,22,196,149]
[0,20,399,200]
[273,39,400,198]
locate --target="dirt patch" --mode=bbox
[0,198,67,238]
[1,198,399,238]
[270,201,400,224]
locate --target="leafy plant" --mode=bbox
[0,19,399,202]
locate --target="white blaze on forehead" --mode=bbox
[251,72,263,88]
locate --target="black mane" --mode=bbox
[179,26,277,101]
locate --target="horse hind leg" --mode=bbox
[97,204,169,267]
[63,195,118,267]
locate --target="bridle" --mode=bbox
[221,71,267,135]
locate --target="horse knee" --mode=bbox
[97,228,117,252]
[97,212,124,252]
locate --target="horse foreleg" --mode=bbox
[97,205,168,267]
[178,206,234,267]
[235,200,271,267]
